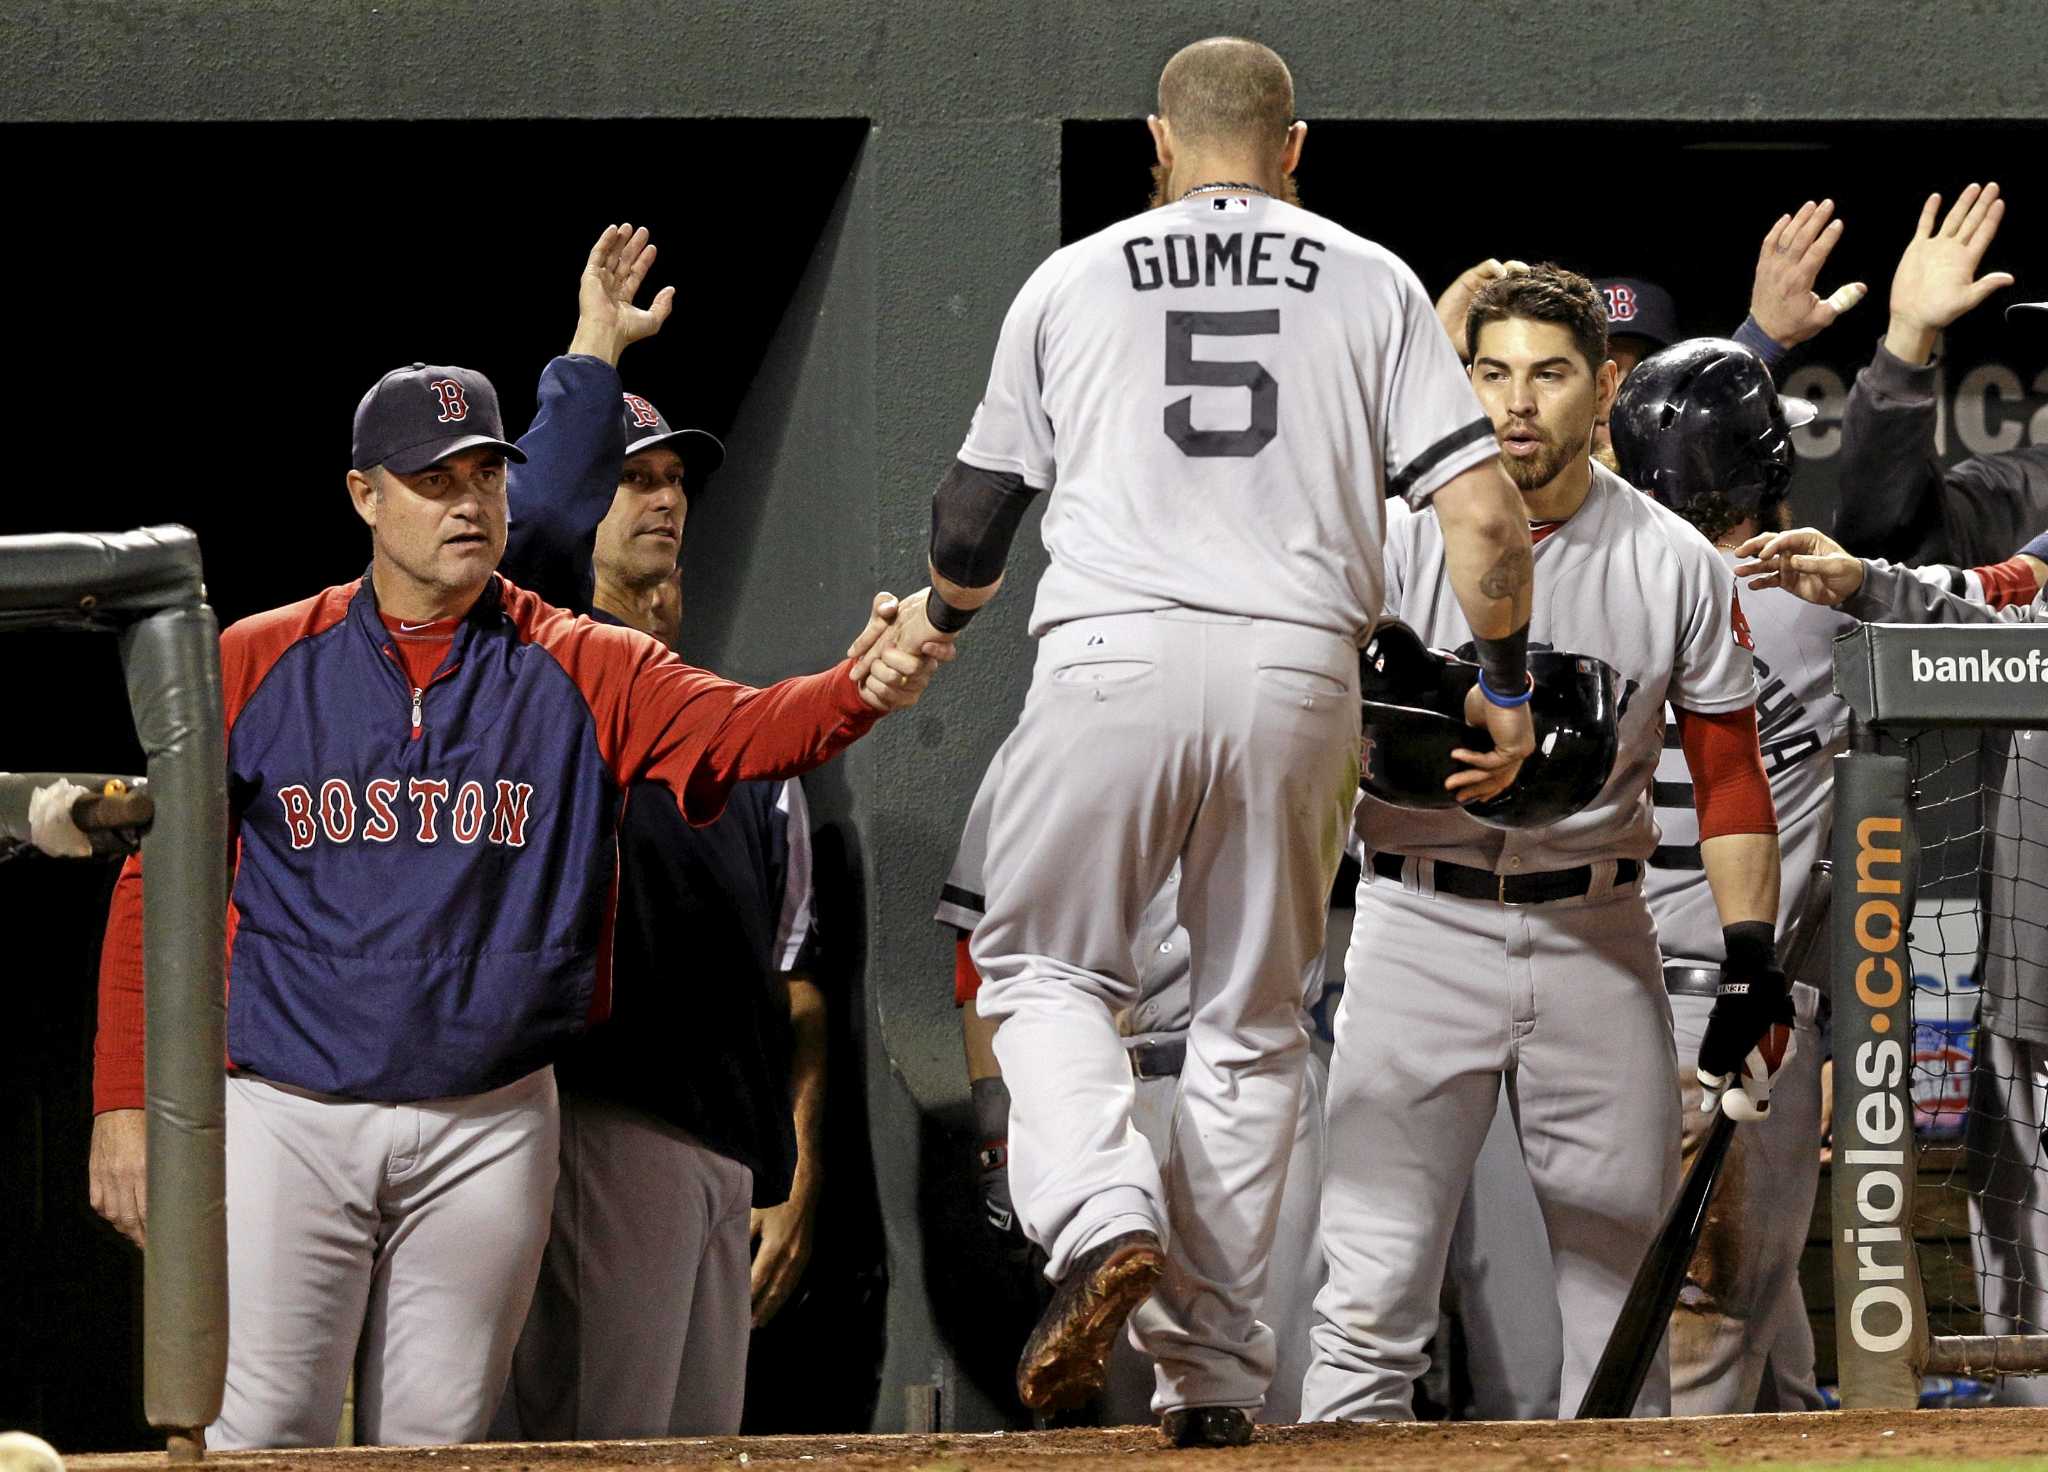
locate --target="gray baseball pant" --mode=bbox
[1100,1048,1329,1423]
[976,609,1359,1413]
[213,1067,558,1449]
[1301,862,1679,1422]
[494,1092,754,1438]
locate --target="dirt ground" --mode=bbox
[61,1409,2048,1472]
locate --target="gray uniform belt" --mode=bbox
[1663,964,1721,998]
[1372,850,1640,905]
[1125,1035,1187,1079]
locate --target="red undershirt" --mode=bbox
[378,611,460,693]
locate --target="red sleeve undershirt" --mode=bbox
[1971,555,2042,611]
[954,932,981,1006]
[1673,703,1778,841]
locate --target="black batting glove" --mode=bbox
[1697,921,1795,1122]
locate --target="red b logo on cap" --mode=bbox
[430,379,470,424]
[623,394,661,429]
[1604,285,1637,323]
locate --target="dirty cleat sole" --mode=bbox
[1160,1406,1254,1448]
[1016,1230,1165,1410]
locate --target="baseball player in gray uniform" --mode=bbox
[858,38,1536,1445]
[939,743,1329,1425]
[1302,268,1789,1424]
[1614,338,1849,1415]
[1737,516,2048,1406]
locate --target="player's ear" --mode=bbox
[1595,357,1621,419]
[346,468,381,529]
[1147,114,1173,169]
[1281,120,1307,175]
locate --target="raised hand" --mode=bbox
[568,222,676,366]
[1886,184,2014,365]
[1435,259,1529,360]
[1732,527,1867,606]
[1750,199,1867,349]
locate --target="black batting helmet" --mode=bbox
[1609,337,1814,519]
[1358,622,1631,831]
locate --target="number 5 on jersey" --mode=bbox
[1165,309,1279,458]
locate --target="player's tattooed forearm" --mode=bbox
[1479,543,1532,601]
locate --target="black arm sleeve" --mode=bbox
[930,459,1043,589]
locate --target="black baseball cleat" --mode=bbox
[1015,1228,1165,1410]
[1161,1406,1254,1448]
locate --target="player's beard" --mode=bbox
[1498,432,1584,493]
[1148,163,1302,210]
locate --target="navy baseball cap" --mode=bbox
[619,393,726,490]
[2007,302,2048,322]
[1594,278,1681,350]
[352,363,527,474]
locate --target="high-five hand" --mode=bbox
[1749,199,1866,349]
[569,222,676,366]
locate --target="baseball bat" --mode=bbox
[1574,862,1833,1419]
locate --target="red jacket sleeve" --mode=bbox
[529,591,881,824]
[93,856,147,1113]
[1673,703,1778,841]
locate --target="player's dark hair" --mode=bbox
[1672,487,1792,545]
[1466,264,1610,376]
[1157,37,1295,154]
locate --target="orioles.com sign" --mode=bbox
[1844,813,1915,1356]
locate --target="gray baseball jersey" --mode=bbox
[1356,462,1758,868]
[1845,562,2048,1045]
[957,194,1497,640]
[1646,575,1854,968]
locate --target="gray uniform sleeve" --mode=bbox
[935,750,1007,932]
[1845,560,2044,627]
[1832,339,2048,566]
[1669,548,1759,713]
[956,259,1062,491]
[1381,268,1498,508]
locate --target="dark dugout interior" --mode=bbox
[0,117,882,1448]
[1065,119,2048,530]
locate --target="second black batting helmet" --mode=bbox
[1357,622,1632,831]
[1609,337,1815,518]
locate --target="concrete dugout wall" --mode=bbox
[9,0,2047,1433]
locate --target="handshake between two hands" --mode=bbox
[844,589,962,713]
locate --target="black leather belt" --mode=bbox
[1127,1036,1186,1079]
[1663,965,1721,998]
[1371,851,1640,905]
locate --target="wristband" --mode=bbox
[927,588,979,634]
[1472,627,1530,701]
[1477,670,1535,707]
[1721,920,1779,977]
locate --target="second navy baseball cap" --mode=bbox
[1595,278,1681,349]
[353,363,527,474]
[619,393,726,491]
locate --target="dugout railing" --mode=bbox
[1831,622,2048,1408]
[0,528,227,1458]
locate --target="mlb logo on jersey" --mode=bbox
[1210,195,1253,213]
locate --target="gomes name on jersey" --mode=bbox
[1122,230,1326,294]
[276,776,537,850]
